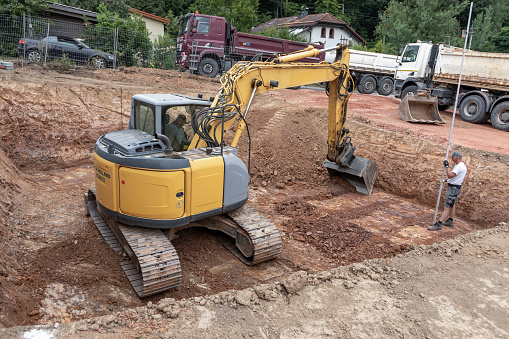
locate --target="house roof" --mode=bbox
[129,8,171,24]
[47,2,98,22]
[252,13,366,45]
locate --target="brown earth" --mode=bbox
[0,65,508,330]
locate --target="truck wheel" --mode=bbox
[459,95,487,123]
[401,85,418,99]
[199,58,219,78]
[359,75,376,94]
[490,102,509,131]
[376,77,393,96]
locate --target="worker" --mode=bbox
[165,114,191,151]
[429,151,467,231]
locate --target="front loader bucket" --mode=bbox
[398,93,445,124]
[324,157,378,195]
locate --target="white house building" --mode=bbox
[252,13,366,62]
[129,8,170,43]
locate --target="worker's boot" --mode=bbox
[428,222,442,231]
[442,218,454,227]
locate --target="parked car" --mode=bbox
[18,35,116,68]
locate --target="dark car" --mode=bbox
[18,35,115,68]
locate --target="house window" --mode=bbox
[321,27,326,38]
[329,28,334,39]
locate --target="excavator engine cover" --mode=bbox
[398,93,445,124]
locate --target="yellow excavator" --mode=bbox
[85,44,377,297]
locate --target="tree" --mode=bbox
[190,0,258,32]
[376,0,468,48]
[0,0,48,15]
[470,6,495,52]
[314,0,348,23]
[255,25,307,42]
[492,27,509,53]
[81,3,152,67]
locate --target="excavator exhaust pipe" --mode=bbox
[398,93,445,124]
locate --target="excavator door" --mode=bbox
[398,92,445,124]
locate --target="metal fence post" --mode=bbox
[43,22,50,67]
[22,14,26,67]
[114,27,118,69]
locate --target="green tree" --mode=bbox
[190,0,258,32]
[470,6,495,52]
[81,3,152,67]
[492,27,509,53]
[0,0,48,15]
[314,0,348,23]
[376,0,468,47]
[255,25,307,42]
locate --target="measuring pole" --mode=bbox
[433,2,473,225]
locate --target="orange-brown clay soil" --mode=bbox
[0,66,507,328]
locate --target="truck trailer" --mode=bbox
[395,41,509,131]
[326,49,398,96]
[175,13,324,78]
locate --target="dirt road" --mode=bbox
[0,65,508,336]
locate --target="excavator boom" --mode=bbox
[189,44,377,194]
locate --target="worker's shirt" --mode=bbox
[165,122,188,151]
[448,162,467,185]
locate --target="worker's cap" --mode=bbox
[176,114,187,122]
[451,151,462,158]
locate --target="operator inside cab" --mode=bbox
[165,113,191,151]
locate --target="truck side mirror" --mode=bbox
[193,19,198,28]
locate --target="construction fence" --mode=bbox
[0,13,177,70]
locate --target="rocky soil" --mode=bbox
[0,64,508,337]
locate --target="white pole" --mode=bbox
[432,2,473,225]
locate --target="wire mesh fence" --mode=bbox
[0,13,177,70]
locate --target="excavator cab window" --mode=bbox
[134,100,155,135]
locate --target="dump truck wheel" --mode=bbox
[401,85,417,99]
[376,77,393,96]
[199,58,219,78]
[459,95,487,123]
[359,75,376,94]
[490,102,509,131]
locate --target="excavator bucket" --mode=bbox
[398,93,445,124]
[323,157,378,195]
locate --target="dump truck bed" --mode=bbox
[434,46,509,92]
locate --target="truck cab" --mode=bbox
[394,42,438,97]
[175,13,229,77]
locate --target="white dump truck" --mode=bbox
[395,41,509,131]
[325,49,398,96]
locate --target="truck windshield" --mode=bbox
[401,45,419,63]
[178,15,191,35]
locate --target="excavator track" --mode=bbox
[85,189,181,297]
[224,204,282,265]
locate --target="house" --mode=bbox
[35,2,98,37]
[129,8,170,43]
[252,12,366,61]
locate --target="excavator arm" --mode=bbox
[189,45,377,194]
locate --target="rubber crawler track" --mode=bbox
[85,189,181,297]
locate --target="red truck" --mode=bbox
[175,13,324,78]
